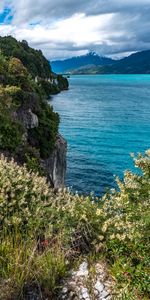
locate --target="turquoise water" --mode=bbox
[50,75,150,196]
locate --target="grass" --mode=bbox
[0,231,68,299]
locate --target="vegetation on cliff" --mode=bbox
[0,36,68,175]
[0,150,149,299]
[0,36,51,78]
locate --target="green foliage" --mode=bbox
[0,155,51,233]
[0,83,24,152]
[0,234,67,300]
[0,115,23,151]
[96,150,150,297]
[39,79,60,97]
[28,103,59,158]
[57,75,69,90]
[0,51,8,74]
[5,85,23,106]
[0,40,60,158]
[24,146,45,175]
[0,36,51,78]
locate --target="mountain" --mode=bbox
[51,51,115,73]
[71,50,150,74]
[95,49,150,74]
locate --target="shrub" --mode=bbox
[28,103,59,158]
[0,155,51,233]
[0,115,23,151]
[95,150,150,296]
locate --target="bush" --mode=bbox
[0,115,23,151]
[0,155,51,233]
[28,103,59,158]
[0,154,100,241]
[95,150,150,296]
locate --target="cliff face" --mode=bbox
[15,95,67,189]
[43,134,67,188]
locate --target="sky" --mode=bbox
[0,0,150,60]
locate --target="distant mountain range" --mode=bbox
[51,51,115,73]
[51,50,150,74]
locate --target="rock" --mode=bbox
[80,287,90,299]
[94,290,99,296]
[43,134,67,189]
[94,281,104,293]
[99,290,110,299]
[62,287,68,294]
[17,109,39,129]
[75,261,89,277]
[105,296,112,300]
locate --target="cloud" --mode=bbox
[0,0,150,59]
[8,0,150,24]
[0,1,5,12]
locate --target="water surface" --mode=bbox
[50,75,150,196]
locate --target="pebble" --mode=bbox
[75,261,89,277]
[80,287,90,300]
[62,287,68,294]
[95,281,104,293]
[100,290,110,298]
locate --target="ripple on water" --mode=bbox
[50,75,150,196]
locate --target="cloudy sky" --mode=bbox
[0,0,150,60]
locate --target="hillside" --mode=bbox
[51,51,115,73]
[0,36,68,187]
[0,36,69,94]
[97,49,150,74]
[0,36,52,78]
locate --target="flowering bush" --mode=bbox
[0,155,100,243]
[96,150,150,296]
[0,155,51,232]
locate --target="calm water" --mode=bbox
[50,75,150,196]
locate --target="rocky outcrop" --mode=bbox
[42,134,67,189]
[14,96,67,189]
[17,109,39,129]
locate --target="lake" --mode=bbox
[50,75,150,196]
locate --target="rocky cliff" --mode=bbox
[15,101,67,188]
[42,134,67,188]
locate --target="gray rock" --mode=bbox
[80,287,90,299]
[17,109,39,129]
[100,290,110,298]
[95,281,104,293]
[62,287,68,294]
[42,134,67,189]
[75,261,89,277]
